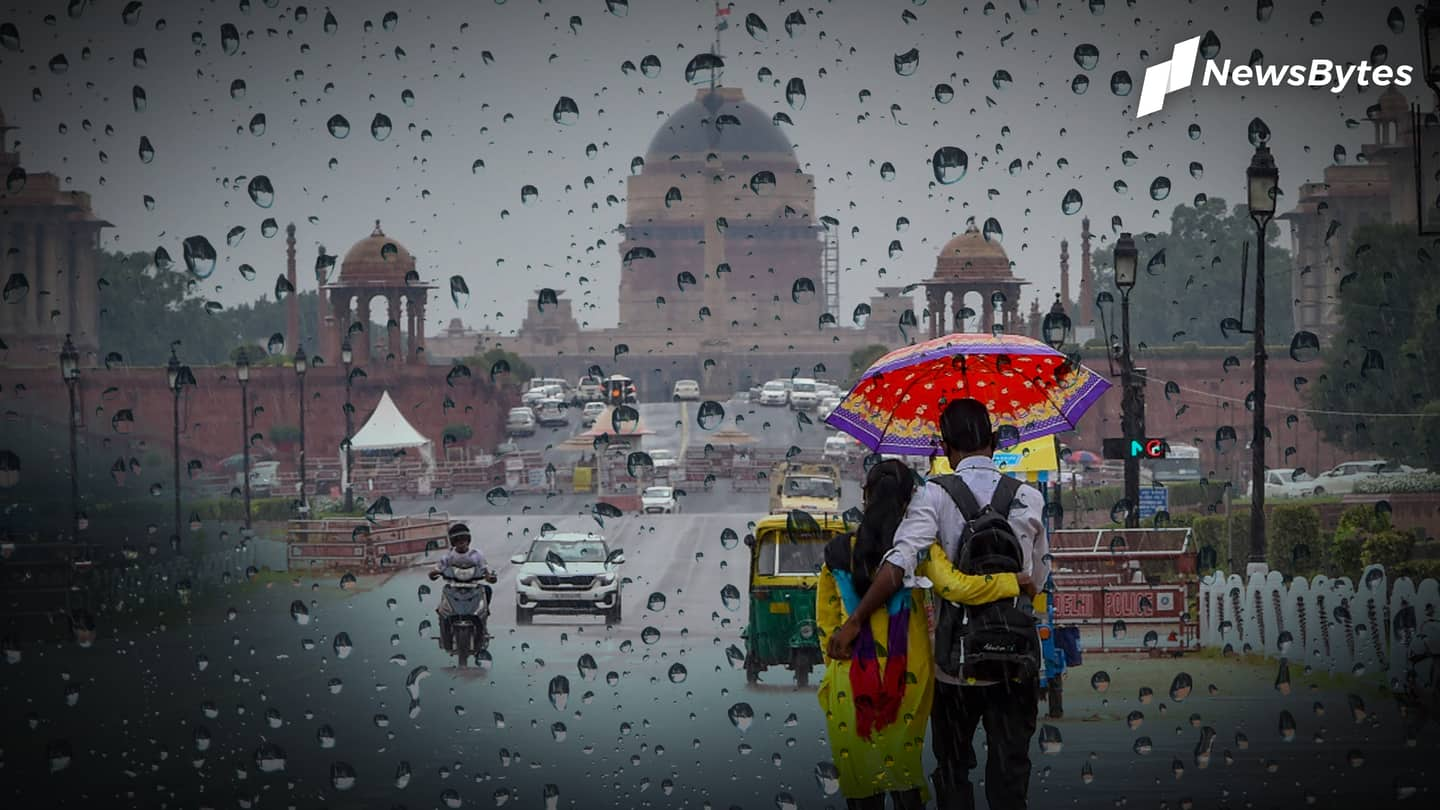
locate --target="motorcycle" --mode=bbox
[435,563,497,667]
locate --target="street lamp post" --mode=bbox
[341,337,355,513]
[1112,233,1142,529]
[60,335,80,531]
[167,348,183,549]
[1246,144,1280,573]
[237,348,252,530]
[1041,300,1072,532]
[295,343,309,514]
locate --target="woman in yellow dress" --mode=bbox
[817,460,1019,809]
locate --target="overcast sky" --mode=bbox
[0,0,1423,336]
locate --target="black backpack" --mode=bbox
[930,474,1041,683]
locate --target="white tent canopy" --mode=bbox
[343,390,434,496]
[351,390,430,450]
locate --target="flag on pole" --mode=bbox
[716,3,731,30]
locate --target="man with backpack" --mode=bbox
[827,398,1049,810]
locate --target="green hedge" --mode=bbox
[1059,481,1224,515]
[1354,472,1440,494]
[1192,509,1250,575]
[1269,503,1321,577]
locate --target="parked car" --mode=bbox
[506,407,537,437]
[648,449,678,471]
[535,397,569,427]
[580,401,607,427]
[758,380,789,406]
[1310,459,1419,495]
[1265,468,1319,499]
[641,485,679,514]
[672,379,701,401]
[234,460,281,497]
[511,534,623,624]
[789,378,819,411]
[495,439,519,456]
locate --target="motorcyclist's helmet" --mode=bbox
[448,523,472,547]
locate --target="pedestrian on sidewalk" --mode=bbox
[817,458,1021,810]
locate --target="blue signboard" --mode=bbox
[1138,487,1168,519]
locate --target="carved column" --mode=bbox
[982,290,995,334]
[928,289,941,339]
[0,222,12,338]
[386,294,401,362]
[412,296,427,361]
[33,222,49,331]
[16,222,35,341]
[356,293,373,366]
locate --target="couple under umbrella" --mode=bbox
[817,334,1108,810]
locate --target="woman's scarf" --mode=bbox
[831,568,910,740]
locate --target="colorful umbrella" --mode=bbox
[824,333,1111,455]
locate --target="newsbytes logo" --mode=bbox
[1136,36,1415,117]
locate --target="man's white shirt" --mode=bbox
[882,455,1050,685]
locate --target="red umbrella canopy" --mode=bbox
[825,333,1111,455]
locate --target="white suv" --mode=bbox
[511,534,624,624]
[788,378,819,410]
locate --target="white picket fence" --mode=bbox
[1198,565,1440,689]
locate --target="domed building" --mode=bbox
[922,224,1028,338]
[615,86,829,340]
[319,221,432,365]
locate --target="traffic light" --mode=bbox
[1102,437,1169,460]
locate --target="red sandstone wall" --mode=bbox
[2,361,514,476]
[1070,349,1349,480]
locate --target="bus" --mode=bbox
[1149,443,1202,483]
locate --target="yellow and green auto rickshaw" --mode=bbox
[742,512,849,687]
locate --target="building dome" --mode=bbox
[933,224,1013,280]
[338,220,416,286]
[646,87,794,159]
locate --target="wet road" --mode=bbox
[5,403,1436,809]
[5,508,1437,809]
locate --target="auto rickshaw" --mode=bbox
[742,512,847,687]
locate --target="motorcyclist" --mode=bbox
[429,522,495,653]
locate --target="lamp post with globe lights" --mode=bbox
[1245,143,1280,574]
[295,343,309,514]
[236,348,252,530]
[341,336,355,513]
[60,335,80,530]
[1112,233,1143,529]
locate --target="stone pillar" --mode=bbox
[33,222,49,331]
[356,293,373,366]
[47,222,65,337]
[17,221,35,342]
[78,226,101,356]
[332,292,351,361]
[928,290,940,338]
[386,294,401,362]
[982,290,995,334]
[0,222,12,338]
[412,296,427,360]
[404,299,415,363]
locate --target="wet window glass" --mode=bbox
[3,0,1439,806]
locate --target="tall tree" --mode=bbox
[1087,198,1294,348]
[97,250,319,366]
[1307,224,1440,467]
